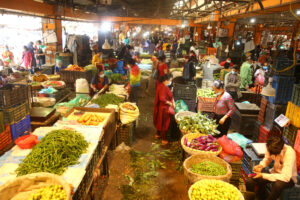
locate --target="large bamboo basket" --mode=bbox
[175,111,197,123]
[188,179,244,200]
[0,172,71,200]
[181,133,222,156]
[183,154,232,183]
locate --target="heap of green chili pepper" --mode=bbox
[91,93,124,108]
[15,129,88,176]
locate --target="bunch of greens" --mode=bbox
[110,73,124,83]
[190,161,226,176]
[15,129,88,176]
[92,93,124,108]
[178,113,219,135]
[197,88,217,98]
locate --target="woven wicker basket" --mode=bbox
[0,172,71,200]
[181,133,222,156]
[183,154,232,183]
[175,111,197,123]
[188,179,244,200]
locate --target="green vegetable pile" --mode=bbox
[190,161,226,176]
[197,89,216,98]
[178,113,219,135]
[84,64,97,76]
[190,179,240,200]
[92,93,124,108]
[29,184,66,200]
[16,129,88,176]
[109,73,126,83]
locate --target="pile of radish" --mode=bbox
[184,135,220,152]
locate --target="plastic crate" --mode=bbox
[266,76,295,104]
[241,91,262,106]
[41,64,55,75]
[252,120,262,142]
[285,102,300,128]
[273,57,295,76]
[10,115,31,141]
[184,99,197,112]
[73,142,102,200]
[0,125,12,152]
[0,84,29,108]
[173,83,197,101]
[281,184,300,200]
[241,166,249,183]
[1,102,29,125]
[264,103,287,129]
[258,125,271,143]
[197,96,216,112]
[283,124,299,147]
[230,108,258,137]
[258,97,268,123]
[60,70,93,84]
[291,84,300,107]
[242,147,262,173]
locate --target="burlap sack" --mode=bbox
[0,173,71,200]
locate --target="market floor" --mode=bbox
[98,79,189,200]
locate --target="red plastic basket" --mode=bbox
[258,125,271,143]
[0,125,12,152]
[15,134,39,149]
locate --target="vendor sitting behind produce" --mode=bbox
[32,68,48,82]
[212,80,235,137]
[90,68,109,96]
[92,50,102,68]
[246,135,297,200]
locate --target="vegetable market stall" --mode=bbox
[0,125,102,200]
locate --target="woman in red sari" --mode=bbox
[156,55,169,89]
[153,74,175,145]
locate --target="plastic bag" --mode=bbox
[175,100,189,113]
[217,135,243,157]
[219,151,241,163]
[227,133,252,149]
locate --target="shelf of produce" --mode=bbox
[0,107,118,200]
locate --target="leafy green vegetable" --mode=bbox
[190,161,226,176]
[92,93,124,108]
[197,89,217,98]
[178,113,219,135]
[109,73,124,82]
[84,64,97,76]
[16,129,88,176]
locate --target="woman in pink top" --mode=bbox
[21,46,32,69]
[246,135,297,200]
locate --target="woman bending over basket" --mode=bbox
[153,74,175,145]
[212,80,235,137]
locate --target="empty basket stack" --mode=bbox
[0,84,31,153]
[229,161,242,187]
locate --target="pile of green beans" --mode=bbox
[16,129,88,176]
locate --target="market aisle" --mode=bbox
[100,79,189,200]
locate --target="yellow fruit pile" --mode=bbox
[77,112,105,126]
[189,179,241,200]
